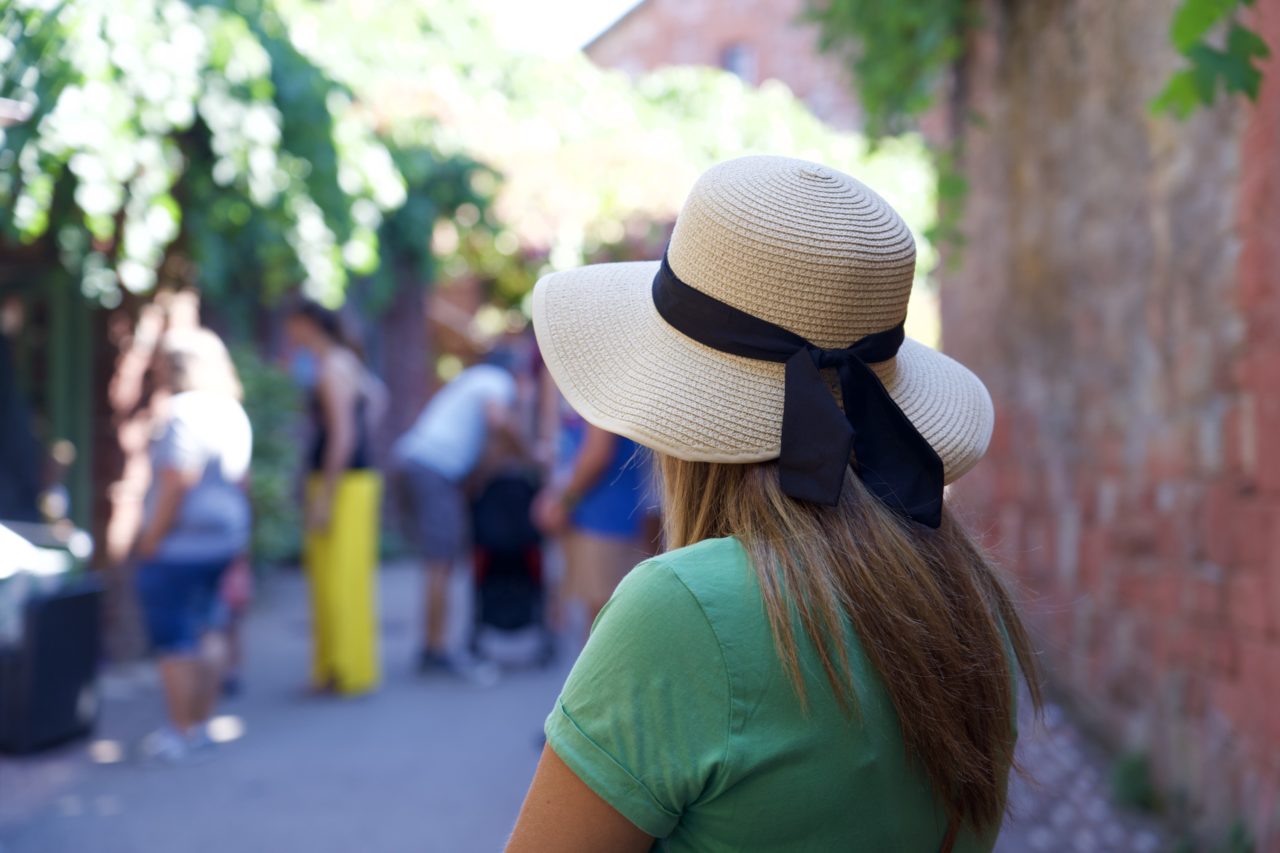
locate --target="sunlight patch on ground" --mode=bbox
[207,715,246,744]
[87,739,125,765]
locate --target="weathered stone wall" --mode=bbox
[942,0,1280,844]
[586,0,862,128]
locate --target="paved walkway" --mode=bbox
[997,703,1173,852]
[1,563,1174,852]
[0,563,565,853]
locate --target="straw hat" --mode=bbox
[532,155,993,488]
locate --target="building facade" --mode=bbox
[585,0,861,128]
[940,0,1280,847]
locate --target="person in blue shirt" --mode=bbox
[533,402,649,641]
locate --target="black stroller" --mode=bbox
[468,469,555,667]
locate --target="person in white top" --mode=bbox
[133,328,251,763]
[392,352,518,677]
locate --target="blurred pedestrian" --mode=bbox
[532,402,647,642]
[392,352,517,678]
[133,328,251,763]
[509,157,1040,851]
[285,300,383,696]
[215,554,253,697]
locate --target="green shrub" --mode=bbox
[232,346,303,566]
[1112,752,1162,814]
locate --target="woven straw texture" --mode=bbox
[532,155,994,484]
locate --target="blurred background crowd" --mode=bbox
[1,0,1278,851]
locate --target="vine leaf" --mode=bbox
[1170,0,1235,52]
[1152,69,1202,118]
[1153,0,1271,116]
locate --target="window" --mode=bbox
[720,43,758,83]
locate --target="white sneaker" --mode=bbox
[140,727,214,766]
[140,728,189,765]
[186,725,215,753]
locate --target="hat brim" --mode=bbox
[532,261,994,485]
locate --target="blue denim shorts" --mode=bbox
[136,557,231,654]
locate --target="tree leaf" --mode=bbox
[1151,68,1203,117]
[1227,22,1271,61]
[1169,0,1236,53]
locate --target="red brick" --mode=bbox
[1232,502,1280,570]
[1239,638,1280,696]
[1211,679,1251,731]
[1222,401,1254,481]
[1255,404,1280,493]
[928,0,1280,843]
[1201,483,1240,566]
[1268,564,1280,639]
[1228,572,1273,637]
[1147,571,1183,618]
[1184,574,1227,625]
[585,0,862,129]
[1144,425,1192,481]
[1200,628,1240,676]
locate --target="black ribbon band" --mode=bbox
[651,253,944,528]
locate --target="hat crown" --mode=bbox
[667,155,916,350]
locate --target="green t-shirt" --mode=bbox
[545,536,1005,852]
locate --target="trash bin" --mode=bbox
[0,520,101,754]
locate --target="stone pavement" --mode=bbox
[0,562,566,853]
[0,562,1175,852]
[997,702,1174,853]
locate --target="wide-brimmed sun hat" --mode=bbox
[532,155,993,528]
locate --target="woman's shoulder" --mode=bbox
[648,536,750,579]
[318,347,362,383]
[616,537,762,643]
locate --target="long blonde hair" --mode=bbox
[159,328,243,401]
[658,454,1041,836]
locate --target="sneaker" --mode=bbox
[417,650,501,687]
[141,726,220,766]
[186,725,215,753]
[140,728,187,764]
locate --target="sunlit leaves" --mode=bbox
[1154,0,1270,117]
[0,0,400,305]
[280,0,937,301]
[1170,0,1236,51]
[806,0,974,141]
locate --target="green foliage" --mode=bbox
[806,0,974,140]
[231,345,302,565]
[805,0,973,258]
[0,0,403,307]
[1154,0,1271,117]
[807,0,1271,258]
[278,0,937,292]
[926,147,969,263]
[1111,752,1162,814]
[1219,820,1256,853]
[365,137,514,310]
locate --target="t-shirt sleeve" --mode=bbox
[545,559,730,838]
[154,402,205,472]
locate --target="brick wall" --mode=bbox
[585,0,862,128]
[941,0,1280,845]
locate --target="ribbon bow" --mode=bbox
[652,254,944,528]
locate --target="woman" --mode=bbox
[533,405,647,641]
[509,156,1041,851]
[134,328,251,762]
[284,300,383,695]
